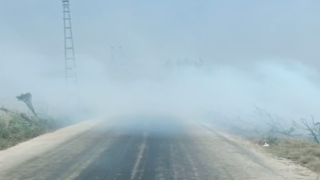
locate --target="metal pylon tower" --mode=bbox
[62,0,78,105]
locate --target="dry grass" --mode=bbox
[0,110,61,150]
[254,136,320,173]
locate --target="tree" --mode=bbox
[16,93,37,117]
[253,105,296,137]
[293,116,320,144]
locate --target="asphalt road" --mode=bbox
[0,115,313,180]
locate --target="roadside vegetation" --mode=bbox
[0,93,72,150]
[254,136,320,172]
[0,107,62,150]
[207,106,320,173]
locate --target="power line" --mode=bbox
[91,0,105,22]
[73,0,110,51]
[74,0,94,21]
[72,0,124,65]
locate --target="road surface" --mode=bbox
[0,115,316,180]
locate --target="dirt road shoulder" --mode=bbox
[0,119,103,172]
[196,121,319,180]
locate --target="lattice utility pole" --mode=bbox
[62,0,78,105]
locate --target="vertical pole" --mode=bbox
[62,0,78,106]
[111,46,114,62]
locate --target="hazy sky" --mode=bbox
[1,0,320,67]
[1,0,320,121]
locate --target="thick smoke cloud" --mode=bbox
[1,48,320,127]
[1,1,320,125]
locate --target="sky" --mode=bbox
[1,0,320,123]
[1,0,320,65]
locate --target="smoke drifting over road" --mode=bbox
[1,54,319,126]
[1,1,320,125]
[77,58,320,120]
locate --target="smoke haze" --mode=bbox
[1,0,320,125]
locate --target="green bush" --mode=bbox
[0,113,57,150]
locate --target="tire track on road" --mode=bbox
[130,132,148,180]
